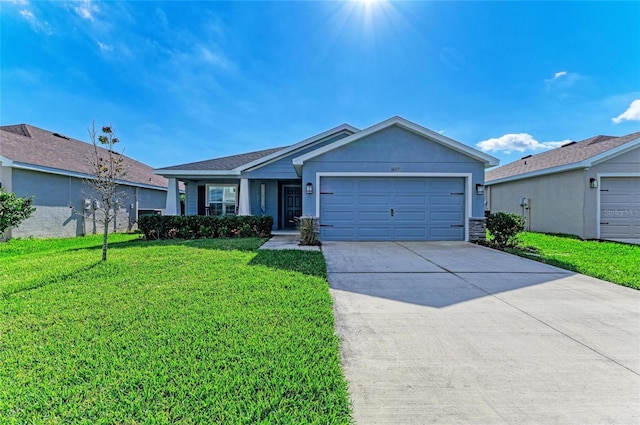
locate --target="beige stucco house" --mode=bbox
[485,131,640,241]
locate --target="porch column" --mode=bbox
[165,178,180,216]
[238,178,251,215]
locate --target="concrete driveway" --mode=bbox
[323,241,640,424]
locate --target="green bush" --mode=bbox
[486,212,525,248]
[138,215,273,240]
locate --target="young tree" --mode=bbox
[0,189,36,238]
[86,122,128,261]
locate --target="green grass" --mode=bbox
[507,232,640,290]
[0,235,352,424]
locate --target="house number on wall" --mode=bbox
[391,167,401,172]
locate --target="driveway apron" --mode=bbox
[323,241,640,424]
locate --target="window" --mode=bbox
[207,185,237,216]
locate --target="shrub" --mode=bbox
[486,212,525,248]
[296,216,320,246]
[0,189,36,237]
[138,215,273,240]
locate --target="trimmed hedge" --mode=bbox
[138,215,273,240]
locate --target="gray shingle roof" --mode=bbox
[486,131,640,183]
[1,124,169,189]
[156,146,290,171]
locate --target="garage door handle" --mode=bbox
[450,224,464,228]
[390,208,394,217]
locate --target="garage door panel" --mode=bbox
[322,228,355,240]
[431,210,463,222]
[600,177,640,239]
[395,212,428,222]
[430,227,465,240]
[359,194,391,205]
[394,180,427,192]
[322,210,355,221]
[430,192,463,202]
[395,195,427,205]
[430,179,464,190]
[320,176,466,241]
[357,227,393,239]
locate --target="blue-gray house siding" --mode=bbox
[155,117,499,241]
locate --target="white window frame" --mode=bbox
[206,184,238,216]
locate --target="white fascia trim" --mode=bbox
[0,155,14,166]
[293,116,499,174]
[486,138,640,186]
[12,162,168,191]
[595,172,640,239]
[237,124,359,173]
[314,172,473,241]
[589,137,640,166]
[154,169,241,177]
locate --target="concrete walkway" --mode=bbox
[323,241,640,424]
[258,234,321,251]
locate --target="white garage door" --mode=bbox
[319,177,465,241]
[600,177,640,239]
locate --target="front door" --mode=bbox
[282,185,302,229]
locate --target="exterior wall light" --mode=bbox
[475,183,484,195]
[306,182,313,195]
[589,178,598,188]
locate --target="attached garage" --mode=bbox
[485,131,640,241]
[292,117,496,242]
[600,177,640,239]
[319,176,466,241]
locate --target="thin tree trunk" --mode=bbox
[102,204,110,262]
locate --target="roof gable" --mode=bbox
[292,116,499,174]
[155,123,359,177]
[0,124,169,189]
[486,131,640,184]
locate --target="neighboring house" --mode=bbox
[155,116,498,242]
[485,131,640,241]
[0,124,171,239]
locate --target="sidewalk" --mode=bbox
[258,234,321,251]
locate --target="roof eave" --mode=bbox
[154,169,241,177]
[10,162,168,191]
[236,124,359,173]
[589,136,640,166]
[486,161,591,185]
[486,136,640,185]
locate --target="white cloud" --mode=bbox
[19,8,34,19]
[612,99,640,124]
[476,133,569,154]
[97,41,113,52]
[545,70,582,88]
[18,7,52,35]
[197,45,235,71]
[74,0,99,21]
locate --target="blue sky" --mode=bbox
[2,1,639,169]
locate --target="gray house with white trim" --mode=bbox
[485,131,640,241]
[155,116,498,242]
[0,124,170,239]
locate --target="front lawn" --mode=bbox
[508,232,640,290]
[0,235,352,424]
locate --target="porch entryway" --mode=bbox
[281,185,301,229]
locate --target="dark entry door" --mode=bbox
[283,186,302,229]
